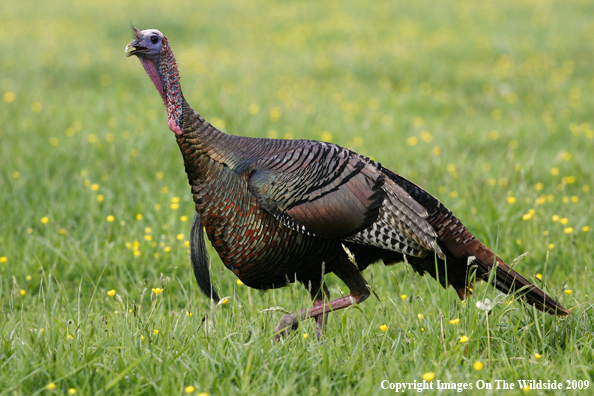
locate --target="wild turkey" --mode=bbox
[125,28,570,339]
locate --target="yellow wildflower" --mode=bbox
[269,107,281,121]
[460,335,469,343]
[535,273,542,280]
[106,215,115,222]
[565,290,572,295]
[69,389,76,394]
[507,196,516,204]
[154,330,159,335]
[220,297,229,304]
[303,333,308,340]
[583,226,590,232]
[41,216,49,224]
[185,386,196,394]
[422,372,435,381]
[107,289,116,297]
[4,91,16,102]
[176,233,184,240]
[46,382,57,390]
[0,257,6,263]
[20,289,26,296]
[534,353,542,359]
[420,130,433,143]
[380,324,388,332]
[474,361,483,371]
[417,313,423,320]
[152,288,164,295]
[186,311,192,318]
[400,294,407,301]
[236,279,244,285]
[564,227,573,234]
[449,318,460,325]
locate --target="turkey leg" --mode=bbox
[274,257,369,341]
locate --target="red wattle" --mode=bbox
[168,117,183,136]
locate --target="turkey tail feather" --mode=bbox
[381,167,569,317]
[465,238,570,316]
[190,213,220,302]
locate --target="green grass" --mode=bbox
[1,0,594,394]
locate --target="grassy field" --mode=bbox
[1,0,594,394]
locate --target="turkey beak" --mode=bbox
[125,27,144,57]
[125,41,137,57]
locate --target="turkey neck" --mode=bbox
[144,42,238,183]
[140,37,185,136]
[143,38,231,164]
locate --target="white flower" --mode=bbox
[476,298,495,311]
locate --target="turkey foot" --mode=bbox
[273,295,361,341]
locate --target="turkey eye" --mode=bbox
[150,36,158,44]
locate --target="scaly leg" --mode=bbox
[274,256,369,341]
[310,281,330,339]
